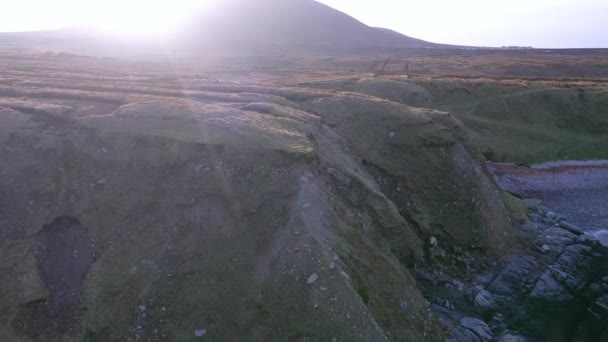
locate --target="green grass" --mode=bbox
[500,192,528,224]
[413,79,608,163]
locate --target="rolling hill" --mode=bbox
[174,0,439,49]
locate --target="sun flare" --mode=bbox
[74,0,211,33]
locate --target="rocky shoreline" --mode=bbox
[417,160,608,341]
[420,204,608,341]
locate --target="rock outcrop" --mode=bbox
[420,204,608,341]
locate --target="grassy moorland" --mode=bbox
[0,45,607,341]
[0,49,518,341]
[410,78,608,163]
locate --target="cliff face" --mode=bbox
[0,55,512,341]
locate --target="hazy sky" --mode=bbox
[0,0,606,48]
[318,0,608,48]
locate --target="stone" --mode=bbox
[448,326,481,342]
[529,272,572,301]
[519,221,538,234]
[194,329,207,337]
[558,221,583,235]
[460,317,493,341]
[543,227,577,245]
[522,199,539,211]
[474,289,497,310]
[430,236,438,247]
[307,273,319,285]
[500,333,528,342]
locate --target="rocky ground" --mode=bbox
[418,160,608,341]
[419,204,608,341]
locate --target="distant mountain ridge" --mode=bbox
[175,0,439,49]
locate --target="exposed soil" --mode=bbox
[13,217,97,339]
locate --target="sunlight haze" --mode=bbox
[0,0,606,47]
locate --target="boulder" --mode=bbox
[460,317,493,341]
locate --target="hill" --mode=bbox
[174,0,438,49]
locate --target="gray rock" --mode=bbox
[460,317,493,341]
[559,221,583,235]
[430,236,438,247]
[474,289,497,310]
[542,227,577,246]
[522,199,539,211]
[485,255,547,311]
[529,272,572,301]
[307,273,319,285]
[448,326,481,342]
[500,333,528,342]
[519,221,538,234]
[194,328,207,337]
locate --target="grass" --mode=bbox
[412,78,608,163]
[500,192,528,224]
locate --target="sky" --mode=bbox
[0,0,606,48]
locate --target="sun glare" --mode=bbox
[74,0,211,33]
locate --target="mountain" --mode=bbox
[175,0,438,49]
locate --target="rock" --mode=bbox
[329,262,335,270]
[485,255,547,312]
[430,236,438,247]
[541,245,550,252]
[500,333,528,342]
[307,273,319,285]
[529,272,571,301]
[542,227,577,245]
[194,328,207,337]
[448,326,481,342]
[519,221,538,234]
[522,199,539,211]
[558,221,583,235]
[388,131,396,138]
[474,289,497,310]
[460,317,493,341]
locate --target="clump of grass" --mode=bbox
[500,192,528,224]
